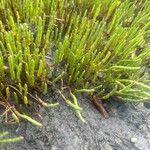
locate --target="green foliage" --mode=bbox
[54,0,150,102]
[0,0,150,123]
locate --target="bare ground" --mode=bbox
[0,90,150,150]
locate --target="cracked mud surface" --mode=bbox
[0,91,150,150]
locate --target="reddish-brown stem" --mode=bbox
[92,96,109,119]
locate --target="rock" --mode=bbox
[1,93,150,150]
[131,137,138,143]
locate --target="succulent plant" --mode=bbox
[0,0,149,125]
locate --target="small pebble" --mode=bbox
[131,137,138,143]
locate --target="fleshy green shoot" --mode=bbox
[0,132,23,144]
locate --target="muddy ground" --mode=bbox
[0,90,150,150]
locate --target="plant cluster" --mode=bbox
[0,0,150,125]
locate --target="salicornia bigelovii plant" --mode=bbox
[0,0,150,124]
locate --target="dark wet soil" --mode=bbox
[0,91,150,150]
